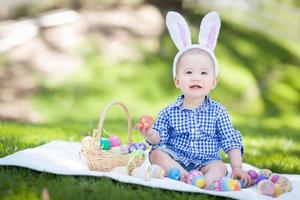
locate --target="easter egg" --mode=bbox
[210,178,222,191]
[209,177,240,191]
[187,170,203,184]
[233,181,241,191]
[137,115,154,129]
[147,164,165,178]
[260,169,272,177]
[257,180,275,196]
[109,135,121,147]
[132,167,151,181]
[167,168,181,180]
[137,143,147,151]
[81,136,96,151]
[269,174,280,184]
[191,175,205,188]
[273,183,283,197]
[100,137,110,150]
[256,175,268,185]
[271,175,293,193]
[128,143,146,153]
[248,170,258,180]
[128,143,139,153]
[220,177,241,191]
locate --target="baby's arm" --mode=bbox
[228,148,243,169]
[228,148,251,186]
[137,126,160,145]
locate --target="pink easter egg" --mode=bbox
[109,135,121,147]
[270,174,280,184]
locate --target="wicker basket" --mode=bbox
[81,101,145,172]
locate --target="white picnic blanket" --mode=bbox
[0,140,299,200]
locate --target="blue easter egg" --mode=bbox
[256,175,268,185]
[167,168,181,180]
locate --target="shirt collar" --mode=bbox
[170,95,212,112]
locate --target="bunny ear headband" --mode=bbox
[166,11,221,77]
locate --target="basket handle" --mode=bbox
[96,101,132,145]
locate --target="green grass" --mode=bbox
[0,121,234,200]
[0,167,229,200]
[1,120,299,200]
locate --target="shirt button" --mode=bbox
[191,128,195,134]
[190,141,194,146]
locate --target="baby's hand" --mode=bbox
[231,167,251,187]
[136,115,154,137]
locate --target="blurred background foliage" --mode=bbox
[0,0,299,167]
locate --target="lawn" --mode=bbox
[0,119,299,200]
[1,3,300,200]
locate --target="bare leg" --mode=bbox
[200,161,227,189]
[150,149,188,181]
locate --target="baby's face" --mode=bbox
[174,52,217,100]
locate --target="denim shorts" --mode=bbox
[150,146,219,172]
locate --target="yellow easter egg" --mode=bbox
[273,183,283,197]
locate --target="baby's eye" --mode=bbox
[201,71,208,75]
[185,71,192,74]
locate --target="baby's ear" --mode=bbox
[166,11,192,50]
[198,11,221,50]
[173,75,180,89]
[212,77,218,89]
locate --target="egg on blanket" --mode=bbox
[147,164,165,178]
[187,170,203,184]
[257,179,275,196]
[269,174,293,193]
[132,167,151,181]
[256,175,268,185]
[259,169,272,177]
[191,175,205,188]
[209,177,240,191]
[273,183,283,197]
[248,169,258,179]
[167,168,181,180]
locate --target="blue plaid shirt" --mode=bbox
[151,95,244,167]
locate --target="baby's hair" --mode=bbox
[176,48,216,76]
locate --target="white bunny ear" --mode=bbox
[199,11,221,50]
[166,11,192,50]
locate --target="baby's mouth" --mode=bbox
[190,85,202,89]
